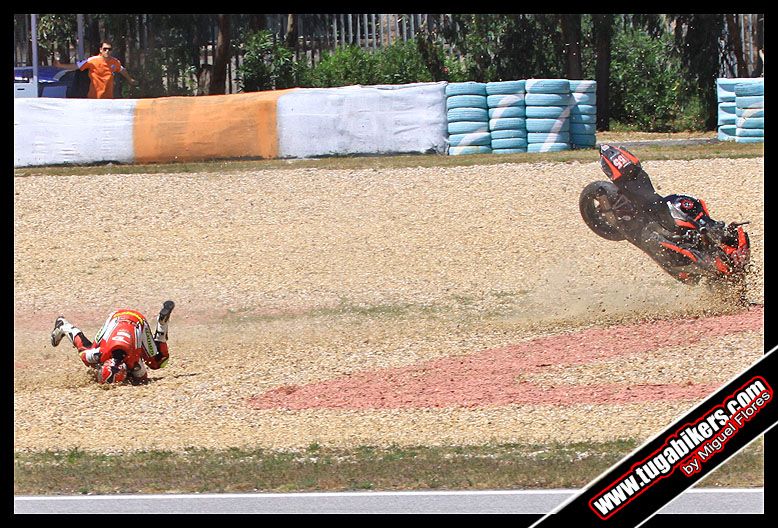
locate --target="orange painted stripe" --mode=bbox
[133,90,297,163]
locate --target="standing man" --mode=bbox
[55,41,138,99]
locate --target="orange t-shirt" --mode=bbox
[78,55,124,99]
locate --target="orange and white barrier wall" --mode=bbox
[14,82,448,167]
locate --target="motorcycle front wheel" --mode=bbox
[579,180,627,241]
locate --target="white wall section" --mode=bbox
[14,98,136,167]
[277,82,447,158]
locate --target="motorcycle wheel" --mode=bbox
[579,180,627,241]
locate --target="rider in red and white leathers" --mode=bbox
[51,301,174,384]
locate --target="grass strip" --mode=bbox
[14,438,762,495]
[14,142,762,178]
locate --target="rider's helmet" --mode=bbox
[598,144,642,181]
[664,194,716,230]
[97,357,128,384]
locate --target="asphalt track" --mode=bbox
[14,488,763,514]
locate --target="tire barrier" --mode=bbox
[485,80,526,95]
[571,133,597,147]
[525,105,571,119]
[526,118,571,133]
[570,123,596,135]
[448,132,492,147]
[525,93,573,106]
[570,80,597,149]
[736,107,764,119]
[491,137,529,149]
[485,80,526,154]
[488,106,526,119]
[489,117,527,131]
[490,129,528,140]
[447,107,489,122]
[445,81,488,96]
[492,148,528,154]
[735,127,764,137]
[448,121,490,135]
[570,113,597,124]
[487,94,526,108]
[735,117,765,129]
[448,145,492,155]
[569,80,597,93]
[446,94,489,110]
[527,142,570,153]
[571,92,597,105]
[447,82,490,155]
[717,102,737,125]
[717,124,737,141]
[716,77,761,102]
[526,79,571,94]
[728,78,764,143]
[528,132,571,143]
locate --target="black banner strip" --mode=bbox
[531,345,776,527]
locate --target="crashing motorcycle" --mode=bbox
[579,144,751,286]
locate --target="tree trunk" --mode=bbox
[87,15,101,56]
[726,14,748,77]
[285,14,297,49]
[593,15,612,131]
[560,14,583,80]
[753,14,764,77]
[210,14,231,94]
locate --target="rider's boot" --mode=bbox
[154,301,175,342]
[51,316,85,347]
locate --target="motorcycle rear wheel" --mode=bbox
[579,180,627,241]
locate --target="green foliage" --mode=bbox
[375,40,433,84]
[304,46,379,87]
[237,30,303,91]
[609,28,706,132]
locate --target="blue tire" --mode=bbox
[570,113,597,124]
[525,79,571,93]
[717,125,737,141]
[735,95,764,109]
[489,117,527,131]
[446,82,487,96]
[717,102,736,124]
[448,132,492,147]
[736,107,765,119]
[735,127,764,137]
[734,136,764,144]
[736,117,765,129]
[525,118,570,133]
[528,131,570,143]
[569,104,597,115]
[446,95,488,110]
[487,94,526,108]
[525,93,573,106]
[734,81,764,97]
[488,106,526,119]
[571,92,597,105]
[525,105,572,119]
[527,142,570,153]
[490,129,528,140]
[570,134,596,146]
[448,121,489,135]
[570,123,596,135]
[449,145,492,155]
[447,107,489,122]
[492,148,528,154]
[485,80,526,95]
[491,137,529,149]
[569,80,596,93]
